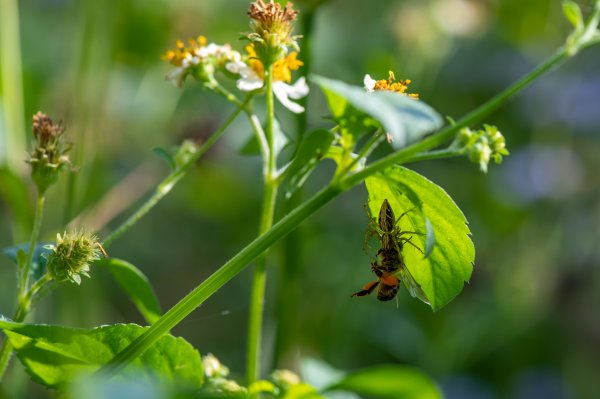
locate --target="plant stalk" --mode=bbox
[19,193,45,304]
[247,63,277,386]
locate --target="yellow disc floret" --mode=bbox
[372,71,419,99]
[246,44,303,82]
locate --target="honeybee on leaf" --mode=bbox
[352,199,429,304]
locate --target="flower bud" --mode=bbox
[203,353,230,378]
[45,231,104,285]
[271,369,301,388]
[457,124,509,173]
[27,112,73,194]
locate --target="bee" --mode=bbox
[352,199,429,303]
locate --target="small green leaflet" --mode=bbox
[311,75,443,150]
[366,166,474,311]
[0,321,203,388]
[281,128,335,197]
[3,242,53,281]
[97,258,162,325]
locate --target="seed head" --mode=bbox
[45,230,104,285]
[247,0,300,66]
[27,112,73,194]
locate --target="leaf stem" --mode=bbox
[102,97,251,248]
[0,274,52,381]
[19,193,45,303]
[405,148,463,164]
[247,63,277,386]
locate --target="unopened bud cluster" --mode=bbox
[200,354,308,397]
[457,124,509,173]
[201,354,246,395]
[45,231,104,285]
[27,112,73,194]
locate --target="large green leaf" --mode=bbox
[311,75,443,149]
[365,166,474,310]
[0,321,203,388]
[281,128,335,197]
[326,365,441,399]
[97,258,162,324]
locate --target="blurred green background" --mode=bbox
[1,0,599,398]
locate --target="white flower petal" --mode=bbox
[237,76,264,91]
[284,76,309,100]
[273,81,305,113]
[166,67,185,87]
[364,74,376,92]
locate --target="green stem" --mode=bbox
[247,64,277,386]
[405,148,463,164]
[102,98,250,248]
[20,193,45,302]
[246,181,277,385]
[341,129,384,175]
[0,274,52,381]
[95,39,588,380]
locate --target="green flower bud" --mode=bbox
[271,369,301,388]
[27,112,74,194]
[203,353,230,379]
[457,124,509,173]
[45,231,104,285]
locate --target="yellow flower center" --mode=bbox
[374,71,419,99]
[246,45,303,82]
[162,36,208,66]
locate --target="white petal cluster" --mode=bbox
[226,60,309,113]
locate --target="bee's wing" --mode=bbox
[398,266,430,305]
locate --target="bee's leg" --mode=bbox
[351,280,379,297]
[370,260,384,278]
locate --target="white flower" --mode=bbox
[364,74,377,92]
[273,77,309,114]
[226,60,264,91]
[225,61,309,114]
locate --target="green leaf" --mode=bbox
[0,320,203,388]
[97,258,162,325]
[326,365,441,399]
[3,242,54,280]
[365,166,474,310]
[281,129,335,197]
[153,147,176,170]
[311,75,443,150]
[562,1,583,29]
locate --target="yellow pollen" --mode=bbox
[163,36,209,66]
[246,45,303,82]
[372,70,418,99]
